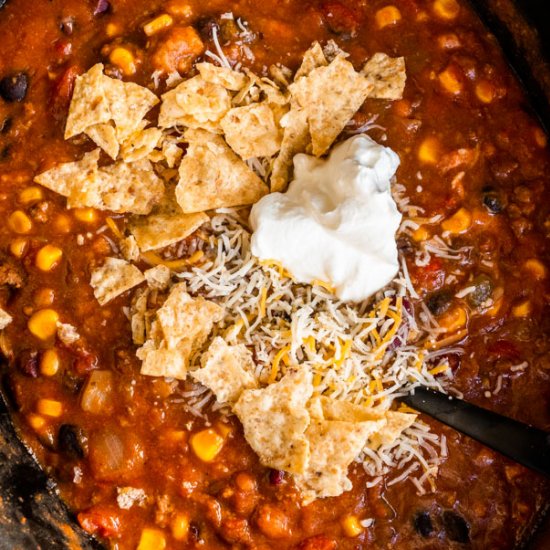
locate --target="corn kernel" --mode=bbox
[433,0,460,20]
[54,214,72,234]
[441,207,472,234]
[165,429,187,443]
[171,513,189,541]
[109,47,136,76]
[143,14,174,36]
[412,226,430,242]
[73,208,98,223]
[19,186,44,205]
[10,237,28,258]
[27,413,47,431]
[523,259,546,280]
[375,6,402,28]
[28,309,60,340]
[475,80,495,104]
[341,515,363,537]
[418,137,440,164]
[8,210,33,234]
[438,66,463,95]
[36,244,63,271]
[105,22,121,37]
[512,300,531,318]
[534,127,547,148]
[438,306,468,332]
[37,398,63,418]
[190,428,225,462]
[34,287,55,308]
[137,528,167,550]
[40,349,60,377]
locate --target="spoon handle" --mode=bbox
[400,387,550,478]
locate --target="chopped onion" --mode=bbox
[81,370,113,414]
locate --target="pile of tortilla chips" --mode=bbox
[31,41,411,503]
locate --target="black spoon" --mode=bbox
[400,386,550,478]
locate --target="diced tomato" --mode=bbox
[50,65,81,122]
[78,506,121,538]
[320,1,361,36]
[487,340,521,360]
[410,257,445,293]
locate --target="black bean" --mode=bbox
[93,0,111,16]
[482,186,504,214]
[18,351,39,378]
[58,424,88,459]
[426,290,453,316]
[467,275,493,308]
[0,0,7,10]
[0,117,12,133]
[189,521,201,542]
[413,511,433,537]
[0,72,29,102]
[442,510,470,543]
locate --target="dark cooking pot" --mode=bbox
[0,1,549,549]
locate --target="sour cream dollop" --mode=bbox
[250,134,402,302]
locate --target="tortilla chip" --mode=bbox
[270,108,309,192]
[144,265,171,290]
[176,129,267,213]
[138,341,188,380]
[35,149,101,198]
[156,283,223,348]
[65,64,159,145]
[130,288,150,345]
[196,62,248,91]
[192,337,258,404]
[367,411,416,450]
[65,64,112,139]
[90,257,145,305]
[129,206,207,251]
[158,75,232,133]
[234,368,313,475]
[85,123,120,160]
[221,102,282,160]
[36,152,164,215]
[120,235,140,262]
[311,395,384,422]
[121,127,163,163]
[296,417,385,503]
[289,55,372,156]
[156,134,184,168]
[90,159,164,215]
[0,308,12,330]
[363,53,406,100]
[294,42,328,80]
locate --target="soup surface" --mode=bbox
[0,1,549,549]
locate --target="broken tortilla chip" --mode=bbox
[35,152,164,215]
[90,257,145,305]
[367,410,416,450]
[65,64,159,149]
[128,193,208,251]
[121,127,163,163]
[0,308,12,330]
[144,265,171,290]
[158,75,231,133]
[234,368,313,475]
[138,340,189,380]
[269,108,309,193]
[120,235,140,262]
[196,62,248,91]
[296,417,385,503]
[289,55,372,157]
[294,42,328,80]
[363,53,406,100]
[85,123,120,160]
[176,129,267,213]
[192,337,258,404]
[221,102,282,160]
